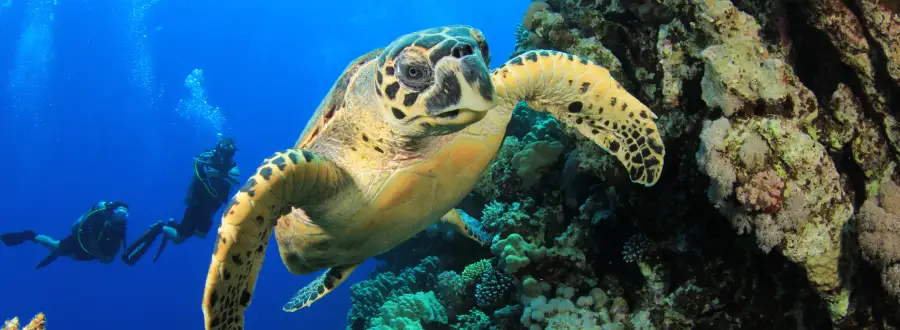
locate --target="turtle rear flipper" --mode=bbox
[492,50,666,186]
[282,263,360,312]
[203,149,345,330]
[441,208,490,245]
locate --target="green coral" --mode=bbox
[436,271,466,312]
[461,259,493,285]
[475,111,565,196]
[490,234,535,273]
[348,257,441,326]
[474,136,522,201]
[367,291,448,330]
[820,84,861,151]
[481,199,531,233]
[452,309,493,330]
[511,140,565,187]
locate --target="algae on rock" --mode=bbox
[697,117,853,320]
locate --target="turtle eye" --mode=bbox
[396,61,433,92]
[407,67,422,78]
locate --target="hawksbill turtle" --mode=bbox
[202,25,665,330]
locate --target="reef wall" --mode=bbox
[347,0,900,329]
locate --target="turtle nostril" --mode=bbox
[451,44,475,59]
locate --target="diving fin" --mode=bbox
[35,252,59,269]
[122,222,164,266]
[1,230,36,247]
[151,234,168,263]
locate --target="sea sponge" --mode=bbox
[697,118,736,205]
[512,140,565,187]
[735,170,785,213]
[856,180,900,274]
[435,271,465,310]
[882,263,900,301]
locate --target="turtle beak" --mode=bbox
[413,45,496,135]
[456,54,496,112]
[425,48,496,116]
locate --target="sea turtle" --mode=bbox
[202,25,665,330]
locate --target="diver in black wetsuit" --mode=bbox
[124,137,239,265]
[1,201,130,268]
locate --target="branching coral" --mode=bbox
[475,270,514,308]
[461,259,493,285]
[452,309,493,330]
[2,314,45,330]
[622,234,656,264]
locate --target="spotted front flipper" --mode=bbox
[491,50,666,186]
[202,149,345,330]
[282,263,360,312]
[440,208,490,245]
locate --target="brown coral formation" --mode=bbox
[508,0,898,326]
[802,0,900,158]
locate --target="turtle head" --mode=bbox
[374,25,497,137]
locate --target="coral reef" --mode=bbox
[346,0,900,328]
[856,180,900,300]
[2,314,45,330]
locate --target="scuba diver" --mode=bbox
[123,137,240,265]
[1,201,130,268]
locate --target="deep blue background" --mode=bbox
[0,1,524,329]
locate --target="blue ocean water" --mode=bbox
[0,1,524,329]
